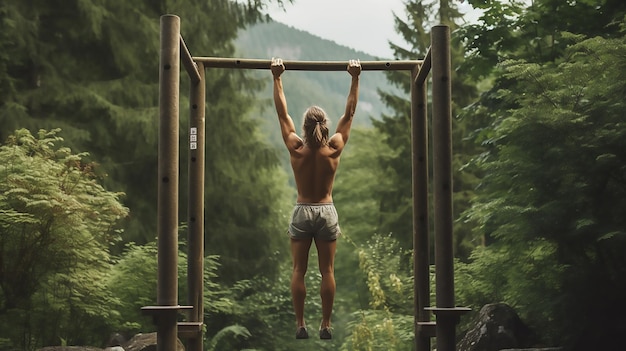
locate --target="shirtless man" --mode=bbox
[271,57,361,340]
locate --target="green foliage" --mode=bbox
[334,128,397,238]
[202,258,352,351]
[333,127,408,319]
[108,235,298,351]
[460,0,626,78]
[207,324,253,351]
[206,275,291,350]
[460,33,626,348]
[107,240,238,335]
[455,242,565,335]
[204,128,292,282]
[0,128,128,349]
[357,234,413,312]
[342,310,414,351]
[340,234,414,351]
[106,242,158,333]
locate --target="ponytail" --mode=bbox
[302,106,329,147]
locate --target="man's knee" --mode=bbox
[293,265,308,276]
[318,267,334,277]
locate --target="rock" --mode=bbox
[107,333,127,347]
[38,332,184,351]
[38,347,102,351]
[122,333,184,351]
[457,303,535,351]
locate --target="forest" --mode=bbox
[1,0,625,350]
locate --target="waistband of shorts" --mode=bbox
[295,202,334,206]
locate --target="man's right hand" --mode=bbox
[347,59,361,77]
[271,57,285,78]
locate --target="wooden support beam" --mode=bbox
[180,36,201,84]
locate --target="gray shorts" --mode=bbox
[288,203,341,241]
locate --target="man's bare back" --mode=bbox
[289,139,343,203]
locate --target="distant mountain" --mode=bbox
[234,21,401,150]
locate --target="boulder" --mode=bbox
[457,303,535,351]
[38,348,102,351]
[501,349,562,351]
[122,333,184,351]
[107,333,127,347]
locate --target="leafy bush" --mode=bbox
[340,234,414,351]
[0,129,128,349]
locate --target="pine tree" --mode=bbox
[372,0,480,257]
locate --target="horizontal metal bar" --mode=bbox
[180,36,201,83]
[193,57,422,71]
[415,47,432,85]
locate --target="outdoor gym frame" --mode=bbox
[142,14,469,351]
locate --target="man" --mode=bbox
[271,57,361,340]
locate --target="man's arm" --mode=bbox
[271,57,301,150]
[332,59,361,148]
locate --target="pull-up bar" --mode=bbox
[193,57,421,71]
[150,14,467,351]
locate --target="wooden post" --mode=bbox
[412,62,432,351]
[431,24,458,351]
[187,61,205,351]
[157,14,180,351]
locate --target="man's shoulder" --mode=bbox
[328,134,345,151]
[286,133,304,151]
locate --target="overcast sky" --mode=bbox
[265,0,478,59]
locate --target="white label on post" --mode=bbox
[190,128,198,149]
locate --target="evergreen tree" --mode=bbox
[372,0,480,257]
[459,0,626,77]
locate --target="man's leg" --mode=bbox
[314,238,337,330]
[291,237,313,328]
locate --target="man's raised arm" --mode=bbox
[334,59,361,145]
[271,58,299,148]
